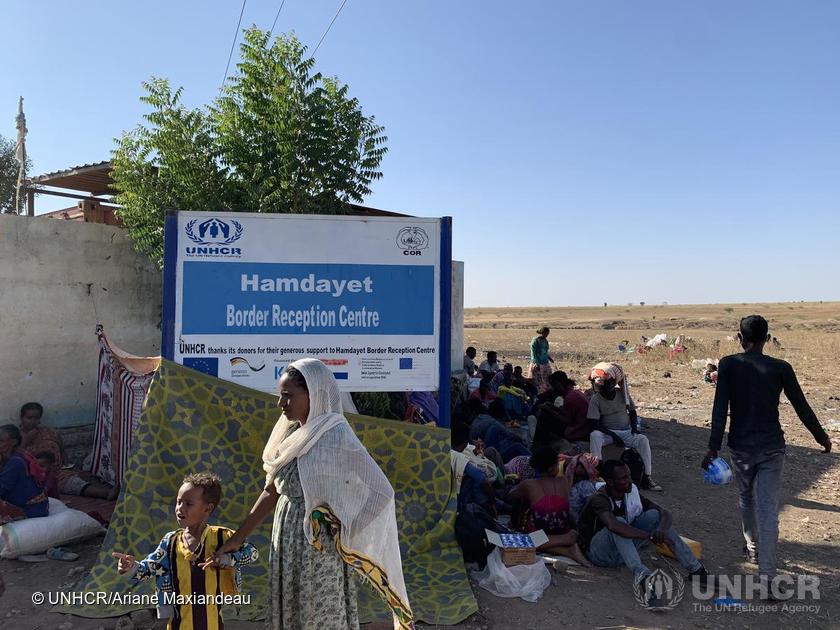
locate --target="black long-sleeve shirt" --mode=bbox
[710,352,828,453]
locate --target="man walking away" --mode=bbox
[702,315,832,583]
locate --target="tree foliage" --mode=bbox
[0,134,25,214]
[112,28,388,266]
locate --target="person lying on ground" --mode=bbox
[506,446,592,566]
[0,424,49,524]
[565,453,600,522]
[478,351,501,378]
[483,400,530,463]
[578,460,708,606]
[19,402,119,500]
[702,315,831,583]
[113,472,259,629]
[586,364,662,492]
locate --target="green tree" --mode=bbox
[0,134,24,214]
[112,28,388,267]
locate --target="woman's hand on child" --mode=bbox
[198,556,222,570]
[205,537,241,568]
[111,552,136,573]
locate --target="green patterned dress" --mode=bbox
[267,457,360,630]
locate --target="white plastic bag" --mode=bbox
[473,548,551,602]
[0,498,105,558]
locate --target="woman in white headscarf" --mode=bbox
[213,358,412,630]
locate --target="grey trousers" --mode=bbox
[729,447,785,578]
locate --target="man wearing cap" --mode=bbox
[587,363,662,492]
[702,315,831,583]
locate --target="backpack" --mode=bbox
[620,447,645,485]
[455,503,511,568]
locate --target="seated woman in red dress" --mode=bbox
[506,446,592,566]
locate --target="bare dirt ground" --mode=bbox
[3,302,839,629]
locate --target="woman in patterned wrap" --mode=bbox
[213,358,412,630]
[527,326,554,394]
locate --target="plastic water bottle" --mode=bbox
[703,457,733,485]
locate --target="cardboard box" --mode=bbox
[485,530,549,567]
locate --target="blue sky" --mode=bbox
[3,1,840,307]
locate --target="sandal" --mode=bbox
[46,547,80,561]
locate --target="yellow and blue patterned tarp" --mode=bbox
[57,360,477,624]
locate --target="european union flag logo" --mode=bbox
[399,358,413,370]
[183,357,219,377]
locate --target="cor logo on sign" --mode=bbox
[396,227,429,256]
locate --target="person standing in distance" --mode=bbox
[702,315,832,583]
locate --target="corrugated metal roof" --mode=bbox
[29,161,113,196]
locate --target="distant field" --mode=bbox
[466,301,840,332]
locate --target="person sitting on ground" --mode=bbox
[565,453,600,522]
[483,400,530,463]
[553,371,593,452]
[703,362,718,385]
[578,460,708,605]
[491,362,514,391]
[512,365,538,397]
[528,327,555,393]
[586,363,662,491]
[496,371,529,420]
[19,402,119,500]
[451,424,498,515]
[463,346,478,377]
[504,454,536,481]
[0,424,49,524]
[469,376,497,409]
[532,371,591,453]
[467,398,495,440]
[113,472,259,627]
[478,351,501,377]
[34,451,61,499]
[531,372,568,449]
[506,446,592,566]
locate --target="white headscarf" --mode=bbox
[262,358,413,629]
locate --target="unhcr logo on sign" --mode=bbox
[184,217,243,257]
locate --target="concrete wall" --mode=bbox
[0,214,162,427]
[451,261,465,374]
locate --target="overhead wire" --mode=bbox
[268,0,287,39]
[312,0,349,55]
[219,0,249,94]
